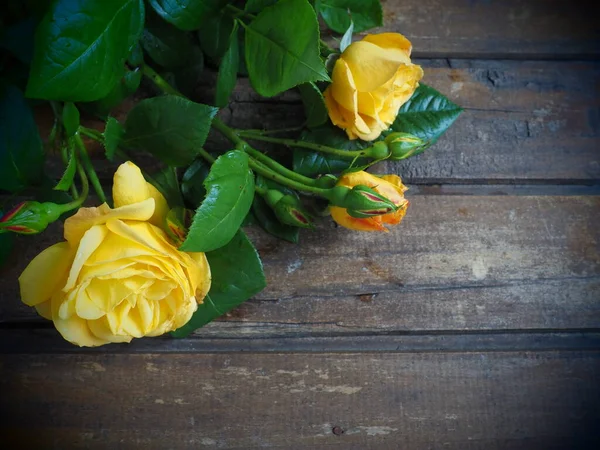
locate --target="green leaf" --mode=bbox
[26,0,145,102]
[88,69,142,117]
[181,159,210,207]
[318,0,383,33]
[298,82,328,128]
[141,9,194,69]
[171,230,266,337]
[123,95,218,167]
[215,23,239,107]
[339,19,353,52]
[245,0,278,13]
[293,124,368,176]
[180,151,255,252]
[148,0,226,31]
[385,84,463,154]
[197,9,234,61]
[0,85,44,192]
[103,117,125,161]
[62,102,80,138]
[54,150,77,191]
[244,0,329,97]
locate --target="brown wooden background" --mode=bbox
[1,1,600,448]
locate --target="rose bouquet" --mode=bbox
[0,0,461,346]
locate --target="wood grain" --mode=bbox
[1,352,598,449]
[374,0,600,58]
[2,196,599,338]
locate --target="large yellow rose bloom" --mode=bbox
[330,171,409,232]
[18,162,211,347]
[324,33,424,141]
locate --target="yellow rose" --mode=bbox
[18,162,211,347]
[324,33,424,141]
[330,171,409,232]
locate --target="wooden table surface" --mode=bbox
[1,1,600,449]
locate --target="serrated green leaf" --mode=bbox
[54,150,77,191]
[149,0,226,31]
[298,82,328,128]
[180,151,255,252]
[318,0,383,33]
[171,230,266,337]
[0,85,44,192]
[215,23,239,107]
[141,9,194,69]
[123,95,218,167]
[384,84,463,155]
[26,0,145,101]
[197,9,234,61]
[103,117,125,161]
[293,124,368,176]
[244,0,329,97]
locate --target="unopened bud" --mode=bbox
[165,207,193,245]
[345,185,398,213]
[265,190,313,228]
[0,201,62,234]
[385,132,426,160]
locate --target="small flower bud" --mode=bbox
[345,185,398,213]
[264,190,313,228]
[0,201,62,234]
[164,207,193,245]
[385,132,426,160]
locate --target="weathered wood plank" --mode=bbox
[2,196,599,334]
[1,352,598,449]
[374,0,600,58]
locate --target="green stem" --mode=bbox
[142,64,183,97]
[79,127,103,141]
[238,132,366,159]
[59,163,89,212]
[245,147,317,186]
[64,141,79,199]
[242,125,305,136]
[74,134,107,204]
[249,158,327,196]
[197,147,216,164]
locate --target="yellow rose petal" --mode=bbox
[88,317,132,344]
[19,242,72,306]
[362,33,413,56]
[64,199,155,244]
[54,314,109,347]
[342,41,407,92]
[64,225,108,291]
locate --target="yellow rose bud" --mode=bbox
[323,33,424,141]
[18,162,211,347]
[330,171,408,232]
